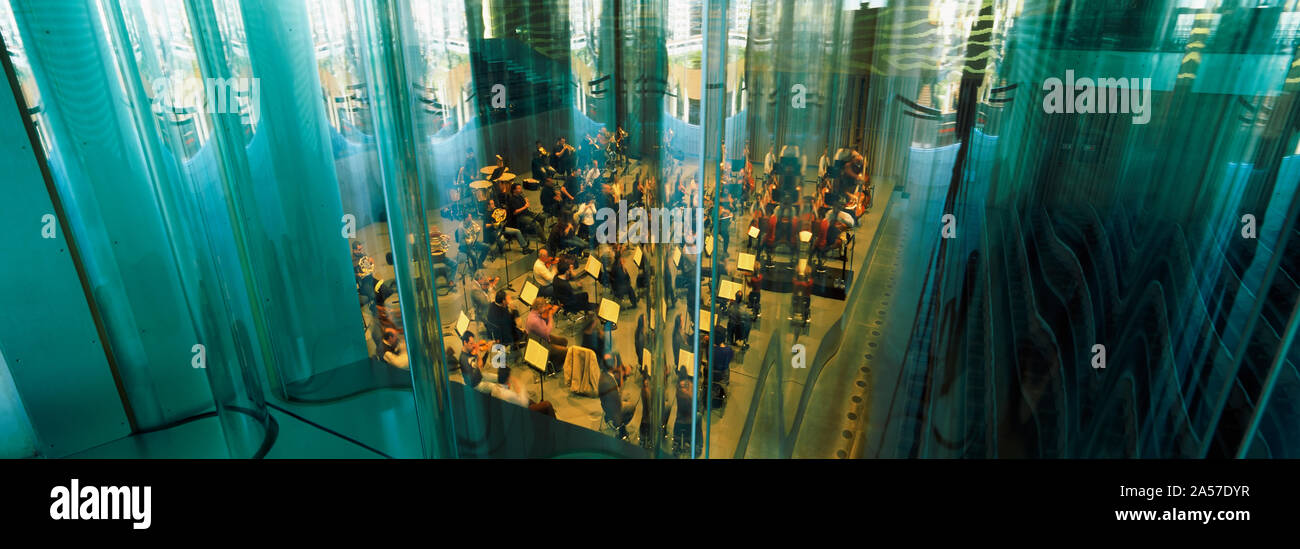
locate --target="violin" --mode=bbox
[539,301,561,319]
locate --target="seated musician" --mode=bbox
[533,248,559,294]
[610,247,638,307]
[486,290,524,347]
[382,327,409,369]
[822,215,852,263]
[456,211,489,270]
[428,227,456,285]
[596,338,638,439]
[525,297,569,367]
[826,196,857,229]
[507,183,542,239]
[485,201,529,254]
[793,264,813,320]
[458,330,501,394]
[467,273,497,322]
[488,154,508,181]
[540,181,561,218]
[459,148,477,186]
[832,149,868,199]
[553,260,591,313]
[548,218,585,256]
[532,141,557,182]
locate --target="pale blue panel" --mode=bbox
[0,59,131,456]
[0,349,38,458]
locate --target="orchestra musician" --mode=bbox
[525,296,569,368]
[485,198,529,254]
[488,154,508,181]
[553,137,576,175]
[533,141,557,182]
[456,210,489,270]
[533,248,560,297]
[428,227,456,286]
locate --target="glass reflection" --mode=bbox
[4,0,1300,459]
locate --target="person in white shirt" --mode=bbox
[763,145,776,178]
[490,374,531,408]
[584,159,601,188]
[575,200,597,229]
[533,249,557,286]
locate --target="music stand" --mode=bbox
[524,338,550,401]
[585,255,602,298]
[520,280,539,307]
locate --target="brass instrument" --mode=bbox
[463,221,481,245]
[429,231,452,255]
[491,207,507,224]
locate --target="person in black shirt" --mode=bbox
[673,378,702,457]
[460,148,478,186]
[532,141,557,182]
[553,260,590,313]
[728,291,752,347]
[711,337,733,384]
[598,362,637,440]
[507,183,542,239]
[611,248,638,306]
[486,290,523,347]
[553,137,575,174]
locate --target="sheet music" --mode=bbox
[455,311,470,337]
[598,298,620,323]
[525,339,548,371]
[717,279,738,299]
[737,253,756,272]
[700,310,711,332]
[748,226,760,238]
[678,350,695,377]
[585,255,601,278]
[632,246,643,266]
[520,281,538,305]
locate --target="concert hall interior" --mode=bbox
[3,0,1300,460]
